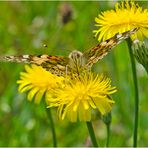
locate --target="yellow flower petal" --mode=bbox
[17,64,64,104]
[46,72,117,122]
[34,88,46,104]
[94,1,148,41]
[27,87,39,102]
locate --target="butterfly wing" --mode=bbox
[0,54,69,75]
[0,28,138,74]
[83,28,138,68]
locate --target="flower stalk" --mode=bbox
[102,112,111,147]
[86,122,98,147]
[46,108,57,147]
[126,38,139,147]
[106,123,110,147]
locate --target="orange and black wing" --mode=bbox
[83,28,138,68]
[0,54,69,75]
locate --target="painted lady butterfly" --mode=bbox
[0,28,138,75]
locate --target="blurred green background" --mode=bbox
[0,1,147,147]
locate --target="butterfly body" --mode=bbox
[0,28,138,75]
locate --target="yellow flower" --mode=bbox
[17,65,64,104]
[46,73,117,122]
[93,1,148,41]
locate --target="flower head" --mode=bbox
[94,1,148,41]
[17,64,64,104]
[46,73,117,122]
[133,39,148,73]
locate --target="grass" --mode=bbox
[0,1,147,147]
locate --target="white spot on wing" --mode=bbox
[117,34,122,38]
[23,55,29,59]
[9,56,15,59]
[21,58,28,61]
[100,41,107,46]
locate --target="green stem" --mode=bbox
[102,112,111,147]
[126,38,139,147]
[86,121,98,147]
[46,108,57,147]
[106,124,110,147]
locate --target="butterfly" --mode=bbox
[0,28,138,76]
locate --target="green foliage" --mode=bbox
[0,1,147,147]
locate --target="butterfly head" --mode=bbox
[68,50,86,73]
[68,50,83,60]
